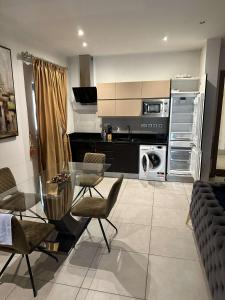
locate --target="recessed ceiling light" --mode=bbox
[163,36,168,42]
[78,29,84,36]
[82,42,87,47]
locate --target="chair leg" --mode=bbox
[98,218,110,253]
[28,209,46,223]
[93,187,104,199]
[83,187,87,196]
[37,247,58,262]
[25,255,37,297]
[89,187,92,197]
[186,212,191,225]
[74,187,85,201]
[105,218,118,233]
[0,253,15,277]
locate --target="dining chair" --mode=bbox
[74,152,106,201]
[71,175,123,252]
[0,216,57,297]
[0,167,46,222]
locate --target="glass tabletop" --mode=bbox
[0,162,111,221]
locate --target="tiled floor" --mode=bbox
[0,178,212,300]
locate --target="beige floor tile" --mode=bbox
[183,183,193,196]
[63,243,99,267]
[112,204,152,225]
[150,227,198,260]
[154,182,186,195]
[125,179,155,192]
[89,249,148,299]
[32,245,100,287]
[77,219,109,245]
[152,207,188,229]
[35,263,87,287]
[146,255,212,300]
[0,281,17,300]
[119,189,154,206]
[106,222,151,254]
[76,288,137,300]
[153,192,188,210]
[7,279,79,300]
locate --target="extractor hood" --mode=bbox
[72,55,97,112]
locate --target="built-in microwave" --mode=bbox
[142,99,169,117]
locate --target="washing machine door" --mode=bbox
[148,152,161,170]
[142,153,150,172]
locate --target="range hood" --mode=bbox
[72,55,97,108]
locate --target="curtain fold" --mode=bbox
[33,59,71,179]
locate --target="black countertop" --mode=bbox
[69,132,168,145]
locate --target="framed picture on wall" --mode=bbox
[0,45,18,139]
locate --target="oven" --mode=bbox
[142,98,169,117]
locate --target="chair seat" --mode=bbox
[0,221,54,254]
[77,174,103,187]
[71,196,108,218]
[21,221,55,252]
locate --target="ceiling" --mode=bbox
[0,0,225,57]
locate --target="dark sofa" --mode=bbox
[190,181,225,300]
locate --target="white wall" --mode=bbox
[68,50,201,133]
[94,50,201,83]
[218,81,225,151]
[218,39,225,151]
[0,37,68,184]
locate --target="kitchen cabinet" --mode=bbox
[115,99,142,117]
[70,139,139,174]
[141,80,170,98]
[70,140,95,162]
[95,142,114,172]
[113,143,139,173]
[116,82,142,99]
[97,83,116,99]
[97,100,116,117]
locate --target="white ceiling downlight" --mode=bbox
[78,29,84,36]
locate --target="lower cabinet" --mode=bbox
[95,142,114,172]
[70,141,95,162]
[70,140,139,173]
[113,143,139,173]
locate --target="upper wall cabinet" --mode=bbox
[97,100,116,117]
[115,99,142,117]
[116,82,142,99]
[141,80,170,98]
[97,83,116,99]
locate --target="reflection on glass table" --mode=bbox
[0,162,111,253]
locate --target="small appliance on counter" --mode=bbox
[139,145,167,181]
[142,98,169,117]
[106,125,112,142]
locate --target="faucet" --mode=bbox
[127,125,131,141]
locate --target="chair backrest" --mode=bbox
[84,153,106,164]
[0,215,29,254]
[106,175,124,215]
[0,167,16,194]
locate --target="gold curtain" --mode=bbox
[33,59,72,179]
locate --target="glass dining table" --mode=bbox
[0,162,111,253]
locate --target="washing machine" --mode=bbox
[139,145,167,181]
